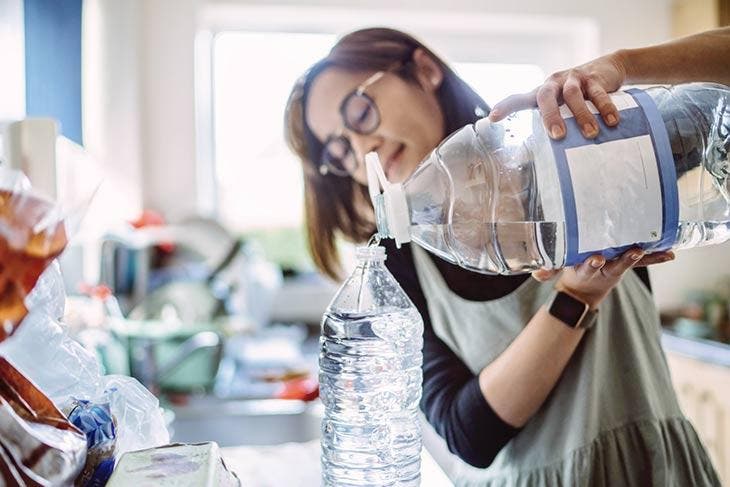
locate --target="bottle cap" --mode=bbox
[365,152,411,248]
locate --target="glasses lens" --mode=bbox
[342,93,379,134]
[322,136,357,175]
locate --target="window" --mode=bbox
[454,62,544,137]
[453,63,544,108]
[212,32,335,270]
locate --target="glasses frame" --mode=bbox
[319,71,387,177]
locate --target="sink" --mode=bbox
[168,396,323,447]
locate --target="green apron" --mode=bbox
[412,246,720,486]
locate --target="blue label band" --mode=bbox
[626,88,680,253]
[550,89,679,265]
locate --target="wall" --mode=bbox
[138,0,202,221]
[82,0,144,219]
[207,0,673,54]
[672,0,720,37]
[83,0,204,221]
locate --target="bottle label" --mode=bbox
[550,89,678,266]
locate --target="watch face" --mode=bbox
[550,291,587,327]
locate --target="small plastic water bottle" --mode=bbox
[368,82,730,274]
[319,244,424,486]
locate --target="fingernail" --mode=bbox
[630,251,644,260]
[582,123,598,138]
[489,108,500,119]
[590,258,603,268]
[606,113,618,125]
[550,124,564,139]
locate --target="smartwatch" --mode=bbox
[546,290,599,329]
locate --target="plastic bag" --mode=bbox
[0,167,68,341]
[0,264,170,452]
[0,263,102,406]
[0,357,87,485]
[99,375,169,456]
[1,167,170,486]
[65,376,171,487]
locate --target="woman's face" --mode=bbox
[305,53,445,184]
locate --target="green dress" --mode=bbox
[412,246,720,486]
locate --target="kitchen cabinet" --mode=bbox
[664,333,730,485]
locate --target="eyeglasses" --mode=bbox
[319,71,386,177]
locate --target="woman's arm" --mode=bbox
[479,249,656,427]
[489,27,730,139]
[421,309,521,468]
[619,27,730,86]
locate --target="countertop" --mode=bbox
[222,440,451,486]
[661,329,730,368]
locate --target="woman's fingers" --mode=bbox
[532,268,560,282]
[585,79,619,127]
[536,80,565,139]
[488,92,537,122]
[635,250,676,267]
[562,74,599,138]
[601,249,644,278]
[490,71,620,139]
[574,254,606,280]
[490,53,627,138]
[555,249,657,309]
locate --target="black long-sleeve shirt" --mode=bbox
[381,239,651,469]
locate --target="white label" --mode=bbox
[558,91,638,119]
[565,134,663,253]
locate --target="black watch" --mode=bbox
[546,290,599,329]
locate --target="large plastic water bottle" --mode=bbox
[319,245,424,486]
[367,82,730,275]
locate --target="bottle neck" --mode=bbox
[355,245,386,265]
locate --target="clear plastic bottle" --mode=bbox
[367,82,730,275]
[319,245,423,486]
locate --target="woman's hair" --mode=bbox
[284,27,489,279]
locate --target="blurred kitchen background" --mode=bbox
[1,0,729,483]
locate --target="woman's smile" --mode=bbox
[382,143,406,179]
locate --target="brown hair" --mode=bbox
[284,27,488,280]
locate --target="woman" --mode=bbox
[285,27,725,485]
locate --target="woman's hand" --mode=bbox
[532,249,674,309]
[480,246,674,428]
[488,52,628,140]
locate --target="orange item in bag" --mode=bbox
[0,189,68,342]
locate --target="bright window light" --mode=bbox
[213,32,335,231]
[454,62,545,138]
[453,62,544,107]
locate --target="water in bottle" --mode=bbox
[319,244,423,486]
[367,82,730,274]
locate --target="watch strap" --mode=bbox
[546,289,599,329]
